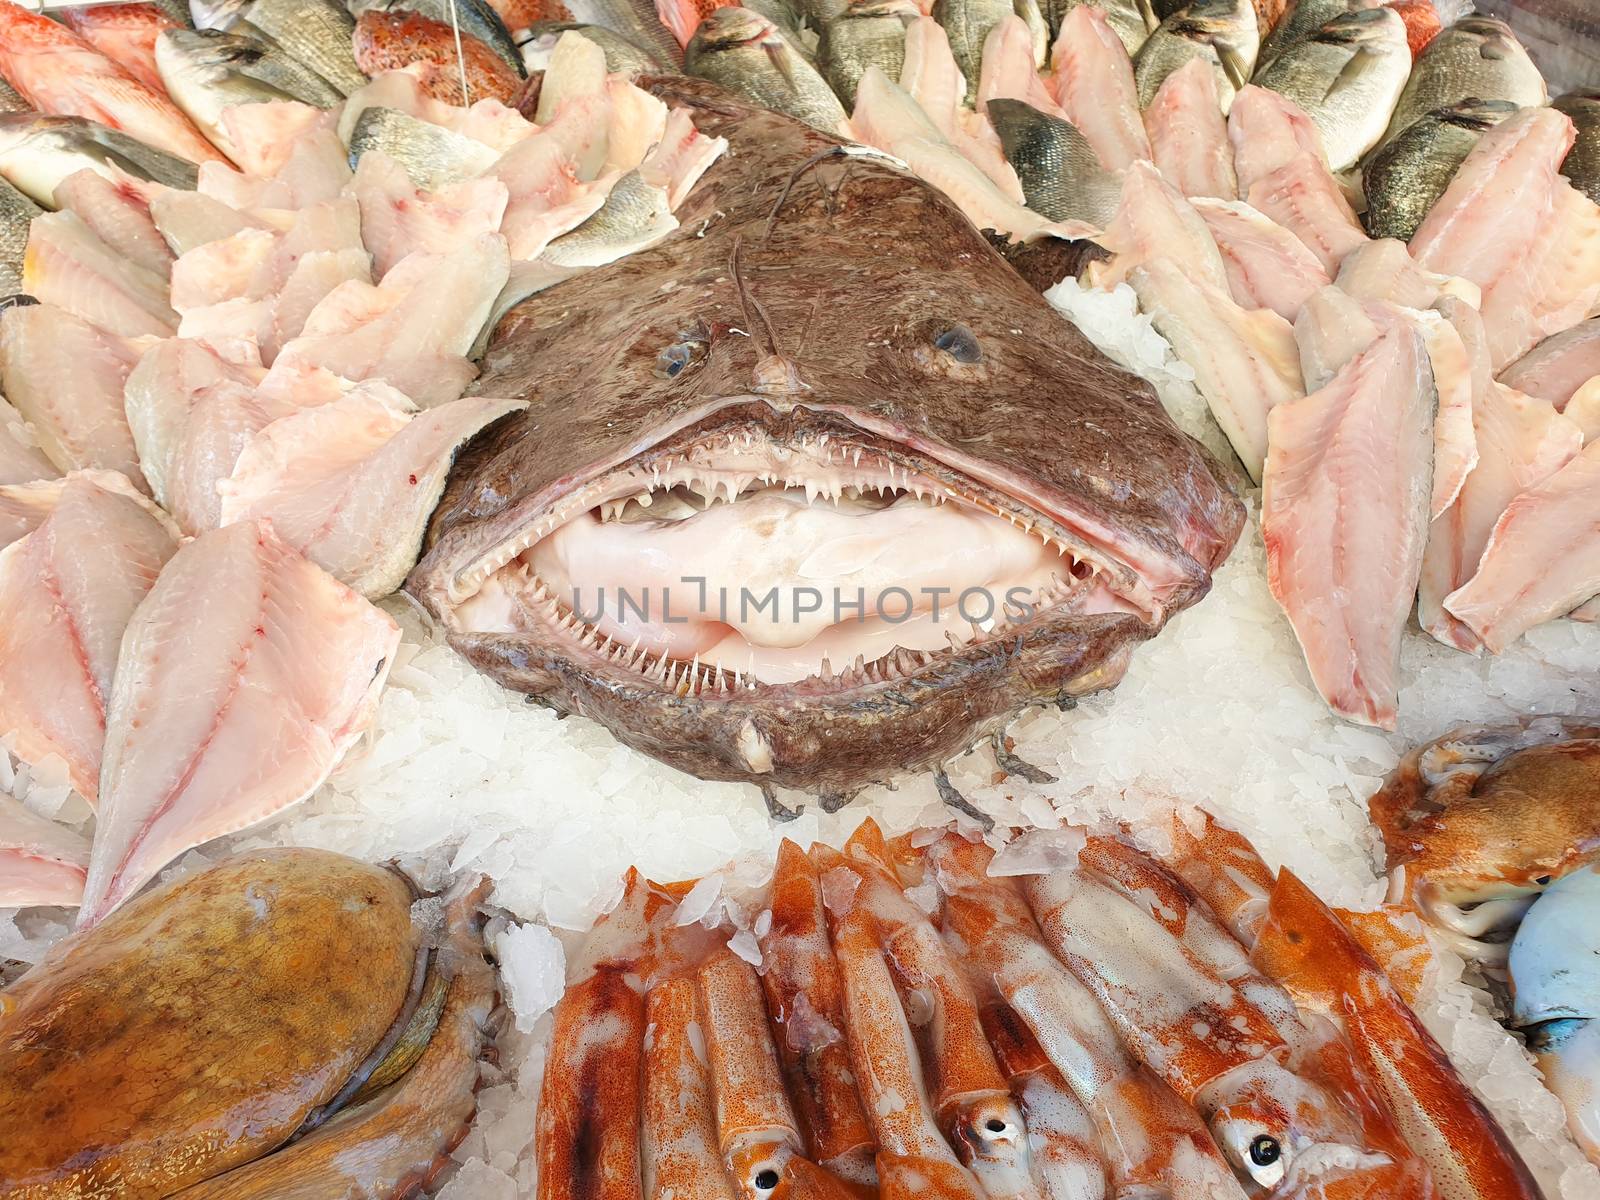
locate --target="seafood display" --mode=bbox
[537,817,1547,1198]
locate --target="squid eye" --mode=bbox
[934,324,982,364]
[1250,1135,1282,1167]
[752,1168,780,1195]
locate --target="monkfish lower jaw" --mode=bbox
[415,407,1201,797]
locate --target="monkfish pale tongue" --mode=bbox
[79,519,400,927]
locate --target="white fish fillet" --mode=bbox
[492,132,618,262]
[0,395,57,486]
[0,468,151,551]
[1144,58,1236,201]
[898,19,1024,202]
[1130,258,1301,483]
[79,519,400,926]
[1192,197,1328,320]
[169,226,278,314]
[1334,239,1478,311]
[1088,161,1228,292]
[1294,285,1378,393]
[980,16,1067,123]
[23,209,175,338]
[537,30,608,125]
[0,792,89,909]
[218,386,526,598]
[338,71,535,154]
[1228,83,1324,193]
[54,169,172,279]
[169,379,297,535]
[148,188,270,257]
[1048,5,1150,172]
[1443,439,1600,652]
[175,297,275,370]
[0,473,176,803]
[602,77,669,179]
[1263,321,1435,729]
[267,232,509,406]
[354,152,509,279]
[0,303,145,488]
[1419,302,1582,650]
[638,107,729,212]
[1412,107,1600,371]
[1565,375,1600,443]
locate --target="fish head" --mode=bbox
[410,82,1243,796]
[691,5,783,51]
[1310,6,1405,51]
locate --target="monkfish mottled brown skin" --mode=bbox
[0,849,496,1199]
[411,77,1245,798]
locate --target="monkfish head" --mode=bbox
[408,82,1244,801]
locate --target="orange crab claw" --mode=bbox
[1253,870,1544,1200]
[760,838,878,1185]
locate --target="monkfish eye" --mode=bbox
[934,324,982,364]
[655,337,707,379]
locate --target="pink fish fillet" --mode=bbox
[0,396,58,486]
[1192,197,1329,320]
[197,125,352,213]
[1564,376,1600,442]
[1130,257,1301,484]
[898,18,1023,201]
[0,468,149,550]
[217,387,526,598]
[1334,238,1478,311]
[353,152,510,278]
[337,72,536,155]
[1228,86,1367,274]
[23,210,175,338]
[1086,160,1229,292]
[1048,5,1150,172]
[148,189,271,257]
[58,3,176,93]
[0,1,222,165]
[1412,107,1600,371]
[0,792,89,908]
[1144,58,1235,200]
[53,169,172,278]
[637,106,729,212]
[0,473,176,803]
[0,303,145,489]
[1442,439,1600,652]
[1498,319,1600,407]
[979,16,1066,122]
[1419,301,1582,651]
[1263,320,1435,728]
[168,379,298,535]
[79,519,401,926]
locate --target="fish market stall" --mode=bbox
[0,0,1598,1195]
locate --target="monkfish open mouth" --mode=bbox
[442,420,1161,695]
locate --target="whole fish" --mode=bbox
[1133,0,1259,113]
[230,0,367,93]
[349,105,501,190]
[1048,0,1157,54]
[0,76,24,114]
[1362,98,1517,242]
[0,113,200,206]
[743,0,819,60]
[60,3,181,92]
[1555,91,1600,206]
[0,2,224,165]
[190,0,252,28]
[560,0,685,66]
[352,0,528,76]
[988,97,1121,224]
[1254,0,1356,76]
[409,77,1243,798]
[817,0,918,111]
[0,175,38,296]
[520,19,670,74]
[156,28,344,161]
[685,8,848,135]
[1253,6,1410,171]
[355,8,524,103]
[1379,16,1545,148]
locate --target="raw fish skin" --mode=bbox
[218,387,527,598]
[0,791,88,907]
[0,473,176,803]
[1144,58,1236,201]
[59,2,178,94]
[1443,439,1600,653]
[1263,320,1435,729]
[80,520,400,926]
[0,302,145,489]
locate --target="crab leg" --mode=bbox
[644,977,742,1200]
[840,822,1038,1198]
[700,946,807,1198]
[1253,870,1544,1200]
[759,838,878,1184]
[813,842,987,1199]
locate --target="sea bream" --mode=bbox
[410,78,1243,802]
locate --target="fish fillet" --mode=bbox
[1412,107,1600,370]
[0,395,57,486]
[0,302,145,488]
[1442,439,1600,653]
[53,168,172,278]
[637,107,729,212]
[1335,239,1478,311]
[1192,196,1328,320]
[492,130,618,262]
[169,379,298,535]
[354,152,509,278]
[1497,319,1600,408]
[897,19,1024,202]
[79,519,400,926]
[0,467,150,550]
[1565,375,1600,443]
[148,189,270,257]
[23,209,176,338]
[1089,160,1228,292]
[0,791,88,908]
[980,16,1066,123]
[1263,320,1435,728]
[1048,6,1150,172]
[0,472,176,803]
[218,387,526,598]
[1131,257,1301,483]
[339,71,536,155]
[1144,58,1236,201]
[197,124,351,213]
